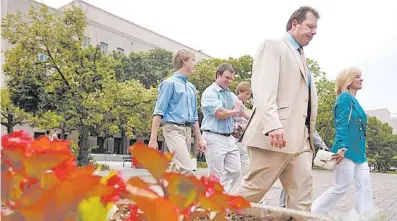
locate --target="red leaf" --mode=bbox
[1,130,33,151]
[52,157,77,180]
[128,142,171,180]
[123,204,144,221]
[101,171,127,205]
[200,173,224,196]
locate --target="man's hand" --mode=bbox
[332,149,345,165]
[198,137,207,153]
[268,129,287,148]
[233,100,243,116]
[148,138,158,150]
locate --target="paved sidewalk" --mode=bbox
[98,162,397,220]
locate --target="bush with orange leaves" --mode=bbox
[1,131,250,221]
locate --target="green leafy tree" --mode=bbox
[2,5,118,164]
[366,116,397,171]
[189,56,253,122]
[308,59,336,146]
[1,88,34,134]
[98,80,157,154]
[114,48,173,88]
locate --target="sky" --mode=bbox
[40,0,397,113]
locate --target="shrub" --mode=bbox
[1,131,250,220]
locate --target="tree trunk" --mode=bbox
[78,126,90,165]
[121,130,129,155]
[60,121,66,139]
[7,114,14,134]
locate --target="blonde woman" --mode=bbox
[312,68,373,215]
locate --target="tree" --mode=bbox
[1,88,34,134]
[114,48,173,88]
[366,116,397,171]
[98,80,157,154]
[2,5,118,164]
[308,59,336,147]
[227,55,253,89]
[189,56,253,123]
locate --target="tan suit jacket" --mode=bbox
[242,35,318,153]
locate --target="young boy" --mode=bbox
[149,49,206,175]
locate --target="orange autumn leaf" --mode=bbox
[129,194,179,221]
[200,193,251,212]
[21,137,73,179]
[65,165,96,179]
[14,167,100,210]
[30,136,72,154]
[17,174,112,221]
[198,193,223,211]
[128,142,171,180]
[1,149,25,171]
[40,172,62,190]
[126,177,158,195]
[225,195,251,210]
[1,170,25,203]
[16,182,44,209]
[23,153,71,179]
[163,173,197,210]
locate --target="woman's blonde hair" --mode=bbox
[172,49,195,70]
[335,67,361,95]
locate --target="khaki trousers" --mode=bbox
[162,123,193,175]
[203,131,241,193]
[233,138,313,211]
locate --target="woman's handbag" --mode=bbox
[313,100,353,170]
[313,149,337,170]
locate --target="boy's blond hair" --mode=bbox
[235,81,251,95]
[172,49,195,70]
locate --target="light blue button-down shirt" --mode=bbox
[153,73,198,124]
[287,33,311,87]
[201,82,238,134]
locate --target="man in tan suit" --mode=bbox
[234,6,320,211]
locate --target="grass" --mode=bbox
[370,170,397,174]
[197,161,208,168]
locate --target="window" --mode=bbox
[37,53,48,61]
[100,42,108,52]
[117,47,124,54]
[34,132,45,138]
[83,37,90,47]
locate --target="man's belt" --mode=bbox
[203,130,231,137]
[167,122,193,127]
